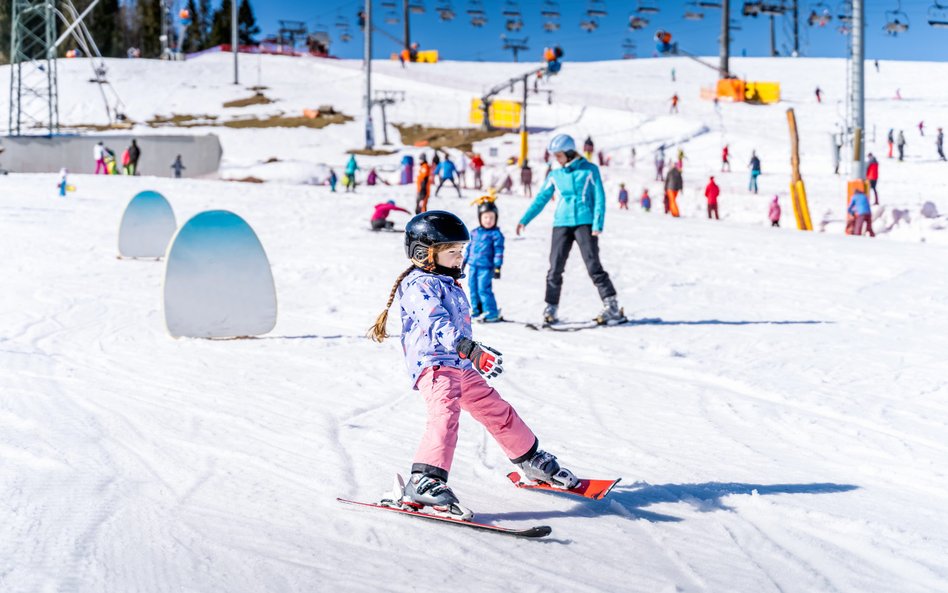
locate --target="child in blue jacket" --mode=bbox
[464,198,505,322]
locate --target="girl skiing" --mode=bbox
[368,210,578,519]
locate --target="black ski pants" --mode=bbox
[545,224,616,306]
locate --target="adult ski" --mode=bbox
[336,498,553,539]
[523,318,663,332]
[506,472,621,501]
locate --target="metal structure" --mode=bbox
[278,20,308,52]
[849,0,864,178]
[721,0,731,79]
[929,1,948,27]
[8,0,59,136]
[372,90,406,145]
[365,0,374,149]
[501,35,528,62]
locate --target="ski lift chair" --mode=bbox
[743,1,763,16]
[502,1,522,18]
[761,1,788,15]
[543,21,560,32]
[685,3,705,20]
[883,2,909,35]
[580,19,599,32]
[629,15,649,30]
[637,1,660,15]
[506,18,524,32]
[837,0,853,23]
[587,0,607,18]
[808,2,832,26]
[930,1,948,27]
[697,1,723,7]
[409,1,425,14]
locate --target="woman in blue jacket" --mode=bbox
[516,134,626,325]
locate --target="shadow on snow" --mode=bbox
[478,481,859,524]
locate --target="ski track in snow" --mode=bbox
[2,54,948,592]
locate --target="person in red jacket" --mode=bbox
[370,200,410,231]
[866,153,880,205]
[470,153,485,190]
[704,176,720,220]
[721,144,731,172]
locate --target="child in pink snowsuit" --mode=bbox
[369,211,579,518]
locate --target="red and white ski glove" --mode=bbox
[456,337,504,379]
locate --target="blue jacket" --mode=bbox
[464,226,504,269]
[436,160,457,180]
[848,191,871,216]
[519,157,607,231]
[345,156,359,175]
[398,269,473,389]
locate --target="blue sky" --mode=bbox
[253,1,946,62]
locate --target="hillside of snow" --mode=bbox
[1,54,948,593]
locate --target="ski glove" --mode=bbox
[494,267,501,279]
[456,337,503,379]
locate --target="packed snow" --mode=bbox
[1,53,947,593]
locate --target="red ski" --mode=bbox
[336,498,552,539]
[506,472,621,501]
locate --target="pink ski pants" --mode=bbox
[413,366,536,476]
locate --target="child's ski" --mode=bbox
[336,498,552,539]
[523,318,663,332]
[506,472,621,501]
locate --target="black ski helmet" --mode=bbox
[477,199,499,225]
[405,210,470,269]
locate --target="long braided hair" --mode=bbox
[368,243,459,343]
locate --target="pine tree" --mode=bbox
[182,0,203,52]
[88,0,122,58]
[137,0,163,58]
[209,0,232,47]
[238,0,259,46]
[199,0,214,48]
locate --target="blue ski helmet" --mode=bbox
[547,134,576,154]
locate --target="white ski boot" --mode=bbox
[397,473,474,520]
[595,296,627,326]
[542,303,559,325]
[517,450,579,490]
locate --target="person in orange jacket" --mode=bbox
[663,162,683,217]
[415,154,433,214]
[704,176,720,220]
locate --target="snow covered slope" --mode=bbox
[1,54,948,593]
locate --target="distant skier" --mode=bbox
[415,155,433,213]
[400,154,414,185]
[671,67,676,82]
[516,134,626,326]
[583,136,594,160]
[664,162,683,217]
[520,164,533,197]
[434,154,461,198]
[670,93,679,114]
[937,128,946,161]
[370,200,410,231]
[704,176,720,220]
[57,168,69,197]
[128,139,141,175]
[345,154,359,192]
[721,144,731,172]
[367,210,579,519]
[918,121,925,137]
[769,196,781,227]
[815,86,822,103]
[464,199,505,323]
[654,145,666,181]
[328,169,338,192]
[866,153,880,204]
[676,148,685,170]
[170,155,185,178]
[630,146,637,168]
[431,152,441,184]
[640,188,651,212]
[897,130,906,161]
[874,59,880,72]
[748,151,762,193]
[94,141,107,174]
[617,183,629,210]
[887,128,895,159]
[848,183,875,237]
[471,153,484,189]
[367,168,379,186]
